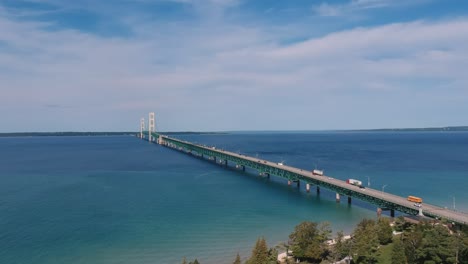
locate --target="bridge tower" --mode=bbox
[140,118,145,139]
[148,112,156,142]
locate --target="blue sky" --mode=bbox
[1,0,468,132]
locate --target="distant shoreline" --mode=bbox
[1,126,467,137]
[352,126,468,132]
[0,131,228,137]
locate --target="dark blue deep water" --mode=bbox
[0,132,467,264]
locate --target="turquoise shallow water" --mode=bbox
[0,132,467,264]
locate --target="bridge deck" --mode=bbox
[151,133,468,226]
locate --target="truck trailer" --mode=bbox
[346,179,363,188]
[312,169,324,176]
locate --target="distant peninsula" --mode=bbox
[0,132,136,137]
[356,126,468,132]
[0,131,227,137]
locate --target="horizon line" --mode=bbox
[1,125,468,134]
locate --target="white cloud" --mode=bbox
[0,5,467,131]
[314,3,343,17]
[313,0,428,17]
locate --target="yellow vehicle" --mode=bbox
[407,196,423,203]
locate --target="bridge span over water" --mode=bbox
[141,130,467,226]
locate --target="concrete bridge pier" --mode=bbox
[377,208,382,217]
[288,180,292,186]
[237,165,245,171]
[348,197,352,204]
[378,208,395,217]
[317,186,320,194]
[336,193,341,203]
[306,183,310,192]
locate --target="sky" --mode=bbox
[1,0,468,132]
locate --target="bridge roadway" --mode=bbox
[150,133,468,226]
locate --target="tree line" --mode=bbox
[182,216,468,264]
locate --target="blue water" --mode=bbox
[0,132,467,264]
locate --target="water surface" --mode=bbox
[0,132,466,264]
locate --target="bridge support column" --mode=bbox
[418,208,424,216]
[296,181,300,188]
[390,209,395,218]
[336,193,340,203]
[288,180,291,186]
[224,160,228,166]
[348,197,352,204]
[317,186,320,194]
[377,208,382,217]
[306,184,310,192]
[242,166,245,172]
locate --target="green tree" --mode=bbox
[416,224,456,264]
[401,224,424,264]
[233,253,241,264]
[351,219,379,264]
[329,231,348,263]
[400,221,465,264]
[394,216,413,232]
[391,238,407,264]
[247,237,269,264]
[268,247,278,263]
[289,221,331,263]
[460,238,468,264]
[377,217,393,245]
[457,228,468,264]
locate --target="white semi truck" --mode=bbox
[312,169,324,176]
[346,179,363,188]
